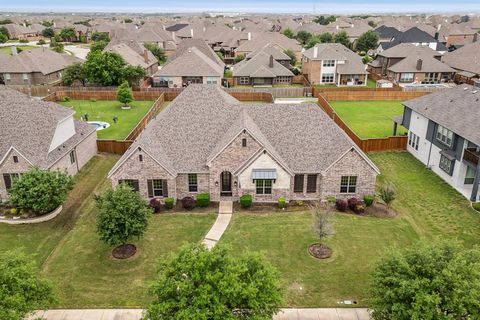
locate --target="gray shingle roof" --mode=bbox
[103,41,157,69]
[378,43,441,58]
[442,42,480,75]
[303,43,367,75]
[388,52,455,73]
[234,52,293,77]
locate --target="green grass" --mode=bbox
[0,45,37,55]
[59,100,155,140]
[367,78,376,88]
[329,100,407,139]
[220,152,480,307]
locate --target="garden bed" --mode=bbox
[0,205,63,224]
[233,200,319,213]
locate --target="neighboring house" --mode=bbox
[245,43,293,69]
[377,27,447,54]
[112,27,177,57]
[108,84,379,203]
[0,48,81,86]
[399,83,480,201]
[153,39,224,88]
[235,32,303,63]
[374,25,402,47]
[4,24,39,40]
[0,87,97,202]
[302,43,368,86]
[233,52,294,86]
[442,42,480,84]
[104,40,159,76]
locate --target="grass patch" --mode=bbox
[329,100,407,139]
[367,78,376,88]
[59,100,155,140]
[0,45,37,55]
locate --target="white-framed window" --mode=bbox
[439,155,453,174]
[436,125,453,147]
[275,76,290,83]
[321,73,335,83]
[119,179,140,192]
[69,150,76,164]
[5,73,11,80]
[206,77,217,85]
[323,60,335,67]
[408,132,420,151]
[424,72,439,83]
[22,73,29,82]
[464,166,476,185]
[340,176,357,193]
[188,174,198,192]
[239,77,249,85]
[256,179,272,195]
[400,73,414,83]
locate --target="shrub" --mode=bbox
[164,197,174,210]
[348,197,361,211]
[196,193,210,208]
[10,207,17,215]
[182,196,196,210]
[278,197,286,209]
[90,98,96,103]
[149,198,162,213]
[473,202,480,212]
[353,204,365,214]
[363,195,374,206]
[240,194,252,208]
[335,198,348,212]
[63,96,70,102]
[326,196,336,204]
[37,39,46,45]
[19,39,29,43]
[380,182,396,208]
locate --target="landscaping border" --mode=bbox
[0,205,63,225]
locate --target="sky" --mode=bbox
[1,0,480,14]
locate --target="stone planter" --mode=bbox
[0,205,63,225]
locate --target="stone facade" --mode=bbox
[176,173,210,199]
[0,149,32,202]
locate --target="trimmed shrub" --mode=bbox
[240,194,252,208]
[353,204,365,214]
[278,197,286,209]
[326,196,336,204]
[19,39,29,43]
[63,96,70,102]
[10,207,17,215]
[473,202,480,212]
[363,195,374,207]
[164,197,174,210]
[182,196,196,210]
[196,193,210,208]
[348,197,361,211]
[37,39,46,45]
[149,198,162,213]
[335,198,348,212]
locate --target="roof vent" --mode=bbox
[473,90,478,94]
[416,59,423,71]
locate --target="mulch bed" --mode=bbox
[364,203,396,218]
[112,244,137,260]
[308,243,332,259]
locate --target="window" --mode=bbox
[323,60,335,67]
[256,179,272,195]
[188,174,198,192]
[424,72,439,83]
[242,138,247,147]
[69,151,76,164]
[439,155,453,174]
[408,132,419,151]
[275,76,291,83]
[400,73,414,83]
[206,77,217,85]
[3,173,21,191]
[239,77,249,85]
[340,176,357,193]
[139,154,143,162]
[119,179,140,192]
[436,125,454,147]
[22,73,29,82]
[5,73,10,80]
[465,166,476,185]
[307,174,317,193]
[147,179,166,197]
[13,155,18,163]
[321,73,335,83]
[294,174,304,193]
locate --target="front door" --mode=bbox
[220,171,232,196]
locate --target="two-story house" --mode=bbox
[400,83,480,201]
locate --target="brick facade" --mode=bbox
[0,149,32,202]
[2,71,63,86]
[176,173,210,199]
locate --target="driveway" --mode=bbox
[64,45,90,60]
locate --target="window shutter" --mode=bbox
[147,180,153,198]
[3,174,11,190]
[162,180,168,197]
[294,174,304,193]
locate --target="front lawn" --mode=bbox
[329,100,407,139]
[220,151,480,307]
[59,100,155,140]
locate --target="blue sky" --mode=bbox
[1,0,480,13]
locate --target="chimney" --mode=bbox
[434,32,439,40]
[144,49,148,63]
[11,45,18,55]
[416,59,423,71]
[162,40,167,49]
[269,55,274,68]
[190,28,194,37]
[203,26,206,32]
[313,45,318,58]
[248,32,251,41]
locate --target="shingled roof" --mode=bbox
[442,42,480,75]
[234,51,293,77]
[303,43,367,75]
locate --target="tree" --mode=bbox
[96,183,151,251]
[42,27,55,39]
[91,32,110,42]
[49,41,64,53]
[144,42,166,64]
[370,243,480,320]
[284,49,297,67]
[123,65,147,86]
[63,63,86,86]
[0,19,13,25]
[234,53,246,64]
[379,182,396,208]
[0,33,7,44]
[311,206,335,248]
[334,30,351,47]
[89,40,108,52]
[356,30,379,52]
[116,81,134,107]
[41,20,53,27]
[0,250,55,320]
[145,243,283,320]
[305,32,333,49]
[368,20,377,28]
[282,28,295,39]
[296,30,312,46]
[123,18,133,23]
[313,15,336,25]
[59,27,76,42]
[83,51,126,86]
[7,167,74,215]
[0,26,9,40]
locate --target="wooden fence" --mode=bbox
[96,140,134,154]
[226,86,310,98]
[318,90,429,101]
[317,94,408,152]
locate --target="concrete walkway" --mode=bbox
[274,97,318,104]
[29,308,370,319]
[202,201,233,249]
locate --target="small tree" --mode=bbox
[379,182,396,208]
[296,30,312,45]
[90,40,108,52]
[234,53,246,64]
[284,49,297,66]
[122,64,147,86]
[370,242,480,320]
[144,42,166,64]
[62,63,86,86]
[334,31,351,48]
[311,206,335,248]
[282,28,295,39]
[7,167,74,215]
[145,243,283,320]
[91,31,110,42]
[0,33,6,44]
[117,81,134,108]
[41,27,55,39]
[0,250,55,320]
[356,30,379,52]
[59,27,76,42]
[96,183,151,253]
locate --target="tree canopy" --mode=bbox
[91,32,110,42]
[334,31,351,48]
[282,28,295,39]
[284,49,297,66]
[63,63,86,86]
[356,30,379,52]
[306,32,334,49]
[116,81,134,107]
[59,27,76,42]
[296,30,312,46]
[143,42,166,64]
[84,51,125,86]
[370,242,480,320]
[313,15,336,25]
[41,27,55,38]
[89,40,108,52]
[145,244,283,320]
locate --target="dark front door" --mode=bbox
[220,171,232,196]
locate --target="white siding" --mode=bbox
[48,116,76,152]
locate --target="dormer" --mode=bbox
[48,115,76,152]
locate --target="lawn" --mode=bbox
[220,152,480,307]
[329,100,407,139]
[59,100,155,139]
[0,45,37,55]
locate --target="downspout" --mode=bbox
[426,124,435,169]
[75,147,80,173]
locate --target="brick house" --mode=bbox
[104,40,159,76]
[108,84,379,203]
[0,87,97,202]
[233,52,294,86]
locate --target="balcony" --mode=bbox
[463,149,480,166]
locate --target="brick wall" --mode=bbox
[49,131,97,175]
[176,173,210,199]
[0,150,32,202]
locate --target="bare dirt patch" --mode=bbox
[308,243,333,259]
[112,244,137,259]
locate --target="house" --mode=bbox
[0,47,82,86]
[399,83,480,201]
[377,27,447,54]
[233,52,294,86]
[245,43,293,69]
[152,39,224,88]
[302,43,368,86]
[442,42,480,84]
[3,24,39,41]
[104,40,158,76]
[108,84,379,203]
[0,87,97,202]
[235,32,302,63]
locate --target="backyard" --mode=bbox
[0,45,38,55]
[59,100,156,139]
[329,100,407,139]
